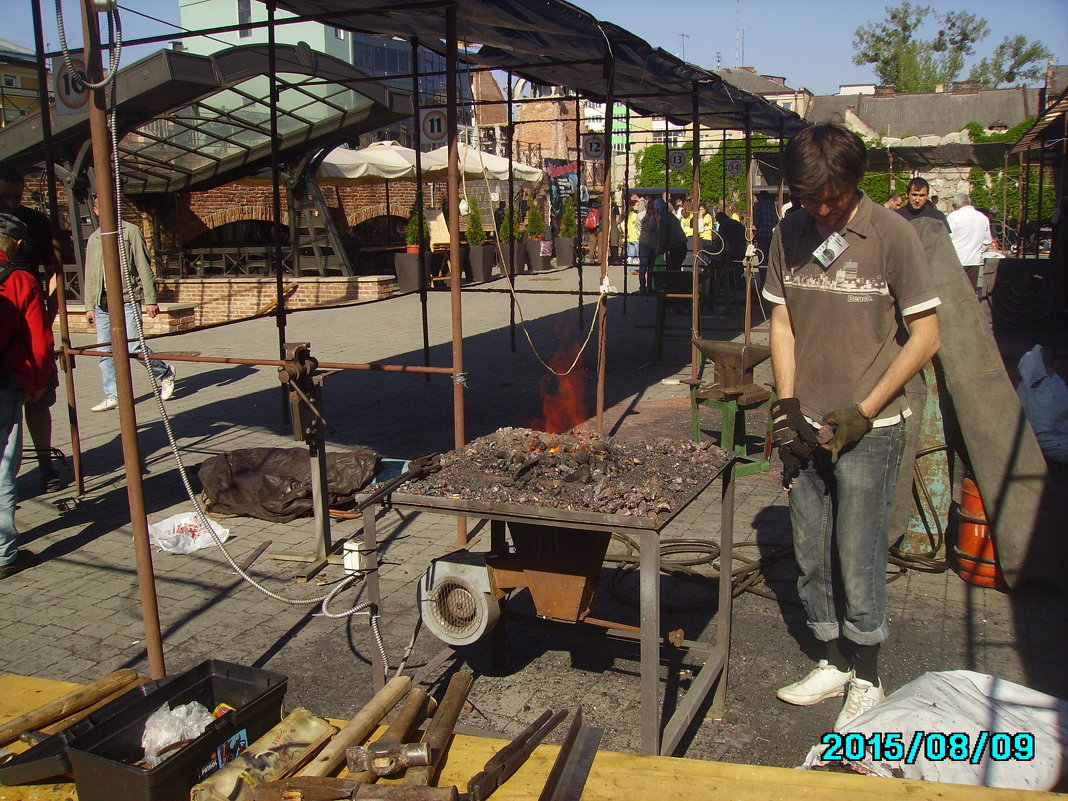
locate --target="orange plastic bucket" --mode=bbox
[954,477,1005,590]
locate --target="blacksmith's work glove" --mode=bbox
[770,398,818,487]
[822,404,873,463]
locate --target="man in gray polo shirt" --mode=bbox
[763,124,941,731]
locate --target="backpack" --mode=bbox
[585,207,600,231]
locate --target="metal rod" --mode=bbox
[31,0,85,498]
[445,7,467,549]
[743,104,753,345]
[575,88,584,328]
[595,56,615,435]
[411,37,432,381]
[267,1,288,424]
[639,528,659,755]
[507,71,516,353]
[690,82,701,379]
[66,348,455,374]
[80,0,165,679]
[361,504,385,690]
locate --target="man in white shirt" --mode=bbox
[947,193,992,293]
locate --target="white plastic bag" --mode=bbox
[141,700,215,768]
[148,512,229,554]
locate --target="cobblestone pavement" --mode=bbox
[1,264,1064,769]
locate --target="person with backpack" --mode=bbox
[0,213,54,580]
[583,202,601,264]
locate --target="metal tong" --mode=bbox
[356,453,441,512]
[463,709,569,801]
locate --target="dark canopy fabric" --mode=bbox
[275,0,805,135]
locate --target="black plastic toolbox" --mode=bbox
[65,660,286,801]
[0,678,171,786]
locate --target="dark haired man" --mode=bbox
[898,177,948,228]
[763,124,941,731]
[0,214,54,579]
[0,164,64,493]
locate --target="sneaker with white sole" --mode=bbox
[834,678,885,732]
[160,368,176,401]
[91,396,118,413]
[776,660,852,705]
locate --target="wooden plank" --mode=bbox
[2,677,1060,801]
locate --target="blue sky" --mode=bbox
[8,0,1068,96]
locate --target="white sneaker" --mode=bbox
[160,368,176,401]
[834,678,885,732]
[776,660,852,705]
[91,396,118,413]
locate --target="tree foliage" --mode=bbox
[969,36,1051,89]
[634,135,774,210]
[853,2,1048,91]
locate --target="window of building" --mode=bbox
[333,27,345,40]
[3,75,18,89]
[779,100,792,111]
[237,0,251,38]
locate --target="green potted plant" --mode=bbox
[555,194,577,268]
[395,206,429,292]
[465,199,494,282]
[525,203,548,271]
[497,206,525,278]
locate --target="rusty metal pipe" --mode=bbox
[81,0,165,679]
[67,348,454,374]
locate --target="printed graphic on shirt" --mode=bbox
[785,260,888,296]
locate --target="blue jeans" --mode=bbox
[0,379,24,565]
[638,244,657,291]
[789,421,905,646]
[95,304,170,399]
[626,241,639,265]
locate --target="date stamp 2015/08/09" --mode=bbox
[820,731,1035,764]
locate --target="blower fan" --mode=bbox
[417,551,501,646]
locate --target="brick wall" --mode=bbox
[61,276,396,334]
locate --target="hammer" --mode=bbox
[346,687,437,780]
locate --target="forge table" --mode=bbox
[360,460,735,757]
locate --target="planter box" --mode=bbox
[394,252,429,293]
[554,236,574,268]
[467,244,495,282]
[498,243,526,278]
[526,239,550,272]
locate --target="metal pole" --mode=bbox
[743,104,753,345]
[507,71,516,352]
[1018,153,1028,257]
[690,83,700,379]
[622,104,631,310]
[595,57,615,435]
[575,90,584,325]
[31,0,85,497]
[411,38,431,379]
[445,7,467,548]
[80,0,165,679]
[267,1,288,421]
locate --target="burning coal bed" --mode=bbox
[400,427,732,518]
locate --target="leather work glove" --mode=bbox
[770,398,818,488]
[822,404,873,463]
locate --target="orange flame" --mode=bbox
[530,328,587,434]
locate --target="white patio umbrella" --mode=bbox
[316,140,419,185]
[421,143,544,183]
[234,141,419,186]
